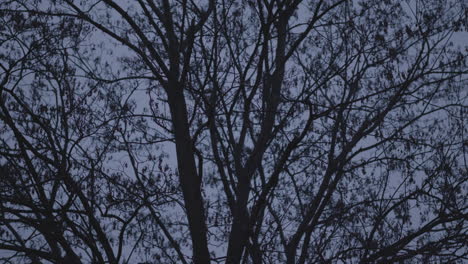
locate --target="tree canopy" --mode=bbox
[0,0,467,263]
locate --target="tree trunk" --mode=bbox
[167,83,210,264]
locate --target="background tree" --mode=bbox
[0,6,181,263]
[0,0,467,263]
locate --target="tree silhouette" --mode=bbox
[0,0,467,263]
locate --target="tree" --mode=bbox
[0,0,467,263]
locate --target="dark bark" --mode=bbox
[167,83,211,264]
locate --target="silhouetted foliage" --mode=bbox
[0,0,467,263]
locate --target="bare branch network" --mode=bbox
[0,0,467,263]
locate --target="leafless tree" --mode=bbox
[1,0,467,263]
